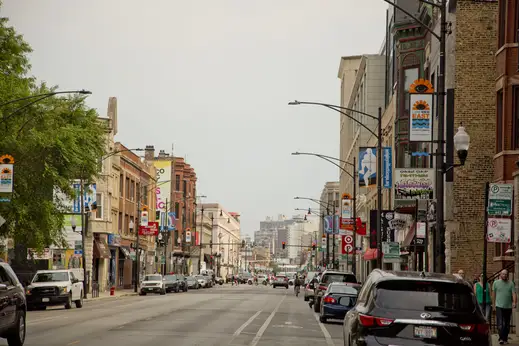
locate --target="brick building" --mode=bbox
[496,0,519,268]
[117,143,157,288]
[144,146,197,274]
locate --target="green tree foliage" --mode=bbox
[0,10,107,251]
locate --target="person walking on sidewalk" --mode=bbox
[474,273,491,321]
[493,269,517,345]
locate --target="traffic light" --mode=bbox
[282,241,286,249]
[312,242,316,250]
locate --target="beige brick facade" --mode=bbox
[446,0,499,279]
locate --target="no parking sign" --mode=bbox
[341,234,354,255]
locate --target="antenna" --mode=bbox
[171,143,174,156]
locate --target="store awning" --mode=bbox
[363,248,378,261]
[119,246,131,259]
[94,238,111,259]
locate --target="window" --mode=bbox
[175,175,180,191]
[0,267,13,286]
[130,180,135,200]
[125,214,129,233]
[118,213,122,233]
[514,86,519,148]
[374,280,476,313]
[136,183,140,201]
[119,175,124,197]
[125,177,130,198]
[497,89,504,152]
[95,193,103,219]
[130,216,134,232]
[183,180,187,195]
[175,203,180,218]
[321,273,357,284]
[498,0,506,47]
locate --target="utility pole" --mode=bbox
[134,188,141,293]
[198,206,204,274]
[376,107,383,269]
[434,0,447,274]
[352,157,357,276]
[80,179,88,299]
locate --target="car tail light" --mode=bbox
[323,296,336,304]
[459,323,489,334]
[319,285,327,291]
[358,314,394,327]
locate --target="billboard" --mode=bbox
[153,160,172,213]
[394,169,434,200]
[369,210,396,249]
[358,147,392,188]
[409,93,433,142]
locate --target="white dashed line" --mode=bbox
[233,310,262,336]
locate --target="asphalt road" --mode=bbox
[6,284,345,346]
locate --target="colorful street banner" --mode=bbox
[324,215,333,234]
[153,160,172,213]
[369,210,396,249]
[394,169,434,200]
[167,212,176,231]
[409,93,433,142]
[358,147,392,188]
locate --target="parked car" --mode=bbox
[26,269,83,310]
[215,277,224,285]
[272,275,289,289]
[0,260,27,346]
[343,270,491,346]
[139,274,166,295]
[313,270,357,313]
[185,276,200,289]
[318,283,358,323]
[163,274,187,293]
[195,275,209,288]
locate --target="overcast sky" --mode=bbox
[3,0,387,236]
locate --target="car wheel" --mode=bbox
[65,293,72,309]
[75,291,83,308]
[6,310,25,346]
[304,296,309,302]
[160,289,166,295]
[285,286,288,289]
[319,315,327,323]
[313,298,320,313]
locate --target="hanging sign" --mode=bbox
[341,234,354,255]
[409,79,434,142]
[487,218,512,243]
[0,155,15,202]
[139,221,159,236]
[185,230,191,243]
[141,208,149,227]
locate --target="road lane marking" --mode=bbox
[233,310,262,336]
[314,313,334,346]
[29,316,64,325]
[67,341,80,345]
[249,295,285,346]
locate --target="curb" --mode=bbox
[85,292,138,301]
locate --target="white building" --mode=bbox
[287,215,319,263]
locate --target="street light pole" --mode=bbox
[376,107,383,269]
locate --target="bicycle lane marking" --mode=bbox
[314,313,334,346]
[249,295,286,346]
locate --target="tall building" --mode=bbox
[287,215,319,264]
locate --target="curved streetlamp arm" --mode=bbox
[290,100,377,120]
[102,148,145,161]
[292,151,354,167]
[294,197,329,210]
[324,105,378,139]
[0,90,91,108]
[314,154,354,180]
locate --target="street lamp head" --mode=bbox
[294,197,301,200]
[78,90,92,95]
[288,100,300,106]
[453,125,470,165]
[291,152,300,156]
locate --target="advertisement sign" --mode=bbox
[167,212,176,231]
[153,160,172,213]
[27,248,51,260]
[369,210,395,249]
[394,169,434,200]
[324,215,333,234]
[321,235,326,249]
[141,210,149,227]
[358,147,392,188]
[0,163,14,194]
[341,234,354,255]
[56,181,96,214]
[185,230,191,243]
[487,218,512,243]
[416,222,426,238]
[341,196,352,220]
[409,93,433,142]
[139,221,159,236]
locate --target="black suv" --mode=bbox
[313,270,357,313]
[343,270,490,346]
[163,274,188,293]
[0,261,26,346]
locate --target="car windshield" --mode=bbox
[321,273,357,284]
[164,275,177,281]
[375,280,476,313]
[144,275,162,281]
[328,285,358,295]
[33,272,69,282]
[195,276,204,280]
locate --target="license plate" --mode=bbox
[414,326,437,339]
[146,288,153,291]
[41,298,49,302]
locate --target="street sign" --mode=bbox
[382,242,400,259]
[488,183,513,216]
[139,221,159,236]
[321,236,326,249]
[341,234,354,255]
[487,218,512,243]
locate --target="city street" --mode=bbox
[10,285,343,346]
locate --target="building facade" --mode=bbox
[319,182,340,267]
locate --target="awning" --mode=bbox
[119,246,131,259]
[363,248,379,261]
[94,239,111,259]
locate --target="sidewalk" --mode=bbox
[492,334,519,345]
[86,288,137,301]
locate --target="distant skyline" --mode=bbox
[3,0,387,236]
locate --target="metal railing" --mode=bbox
[91,281,100,298]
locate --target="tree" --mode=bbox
[0,9,107,254]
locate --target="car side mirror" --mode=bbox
[0,284,8,291]
[72,278,79,284]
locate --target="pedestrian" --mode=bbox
[474,273,491,321]
[492,269,517,345]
